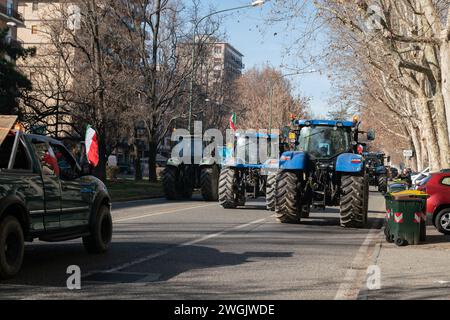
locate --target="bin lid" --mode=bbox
[389,190,429,200]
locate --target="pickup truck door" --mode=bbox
[30,140,62,230]
[49,143,91,229]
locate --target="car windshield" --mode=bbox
[296,126,351,159]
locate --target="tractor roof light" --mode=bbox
[14,122,25,132]
[353,115,360,123]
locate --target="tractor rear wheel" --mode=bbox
[275,171,300,224]
[162,165,193,200]
[340,174,368,228]
[378,175,387,194]
[180,166,194,200]
[219,168,238,209]
[162,166,178,200]
[266,173,277,211]
[200,166,219,201]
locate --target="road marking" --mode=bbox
[334,216,384,300]
[113,203,216,223]
[84,216,271,276]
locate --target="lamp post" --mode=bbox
[268,69,318,134]
[188,0,266,134]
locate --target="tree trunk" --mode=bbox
[432,91,450,168]
[134,143,142,181]
[442,39,450,146]
[416,98,441,170]
[148,138,158,183]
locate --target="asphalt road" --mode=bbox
[0,190,386,300]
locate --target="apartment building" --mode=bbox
[0,0,25,43]
[210,42,244,83]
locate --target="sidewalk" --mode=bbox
[364,226,450,300]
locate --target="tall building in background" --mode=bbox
[0,0,25,44]
[15,1,73,137]
[210,42,244,83]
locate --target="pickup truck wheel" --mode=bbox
[0,216,25,279]
[83,206,113,254]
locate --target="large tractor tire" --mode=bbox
[162,166,178,200]
[200,166,219,201]
[180,166,194,200]
[266,173,277,211]
[378,175,387,194]
[162,165,193,200]
[275,171,301,224]
[219,168,238,209]
[340,174,368,228]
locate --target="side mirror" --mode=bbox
[367,129,376,141]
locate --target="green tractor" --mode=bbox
[162,135,220,201]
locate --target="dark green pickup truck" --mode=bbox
[0,117,112,279]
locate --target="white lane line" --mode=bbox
[334,216,384,300]
[113,204,216,223]
[84,216,271,276]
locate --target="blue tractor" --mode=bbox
[274,118,375,228]
[364,152,389,194]
[218,132,278,209]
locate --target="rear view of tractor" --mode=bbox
[162,135,220,201]
[274,118,375,228]
[364,152,389,194]
[218,132,278,209]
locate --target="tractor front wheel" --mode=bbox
[340,174,368,228]
[266,173,277,211]
[219,168,238,209]
[275,171,300,224]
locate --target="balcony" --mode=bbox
[0,3,24,24]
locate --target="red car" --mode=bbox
[417,170,450,235]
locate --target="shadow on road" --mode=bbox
[0,241,293,292]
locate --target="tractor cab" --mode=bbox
[221,132,278,167]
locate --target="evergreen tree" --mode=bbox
[0,28,35,115]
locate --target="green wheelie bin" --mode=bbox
[384,191,429,246]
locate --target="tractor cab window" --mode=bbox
[297,126,351,159]
[236,136,259,164]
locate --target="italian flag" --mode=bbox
[229,113,237,131]
[85,125,99,167]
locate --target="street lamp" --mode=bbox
[268,69,318,134]
[188,0,266,133]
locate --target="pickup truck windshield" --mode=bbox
[296,126,351,159]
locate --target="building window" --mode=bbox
[32,1,39,11]
[31,25,38,34]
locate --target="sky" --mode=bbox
[202,0,333,116]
